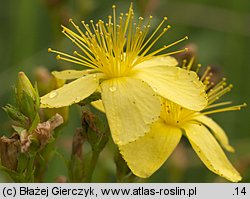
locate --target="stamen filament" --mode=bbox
[139,17,168,53]
[48,48,96,69]
[56,55,96,68]
[145,36,188,57]
[208,84,233,104]
[187,57,195,71]
[49,4,189,78]
[202,103,247,115]
[203,101,232,110]
[200,66,211,81]
[140,25,172,57]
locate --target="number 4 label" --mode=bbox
[234,187,246,196]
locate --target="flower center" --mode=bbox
[161,100,195,127]
[47,4,188,78]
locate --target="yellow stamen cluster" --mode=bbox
[181,60,247,115]
[160,60,246,127]
[48,4,188,78]
[161,100,195,126]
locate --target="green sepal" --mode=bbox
[3,104,29,127]
[33,82,40,110]
[28,113,40,133]
[12,125,26,135]
[19,90,37,120]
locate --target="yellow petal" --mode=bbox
[91,100,105,112]
[194,114,235,152]
[100,77,161,145]
[119,121,182,178]
[132,65,207,111]
[40,74,99,108]
[134,56,178,69]
[52,69,96,80]
[184,123,242,182]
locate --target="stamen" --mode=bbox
[73,51,97,66]
[81,21,92,37]
[62,28,98,65]
[69,19,86,39]
[202,103,247,115]
[49,47,98,69]
[162,48,188,57]
[112,5,117,43]
[48,4,191,78]
[187,57,195,71]
[182,59,187,69]
[139,17,168,53]
[208,83,227,97]
[205,81,214,91]
[203,101,232,110]
[210,78,226,91]
[122,3,134,38]
[56,55,96,68]
[196,64,202,73]
[200,66,211,81]
[208,84,233,105]
[144,36,188,57]
[203,73,212,88]
[140,25,172,57]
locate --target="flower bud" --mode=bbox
[16,72,40,122]
[81,108,109,153]
[17,72,36,100]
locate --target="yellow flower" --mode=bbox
[119,63,246,182]
[40,4,207,145]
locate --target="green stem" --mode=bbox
[84,150,100,182]
[34,142,55,182]
[23,155,36,182]
[78,92,101,106]
[34,128,61,182]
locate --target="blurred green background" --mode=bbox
[0,0,249,182]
